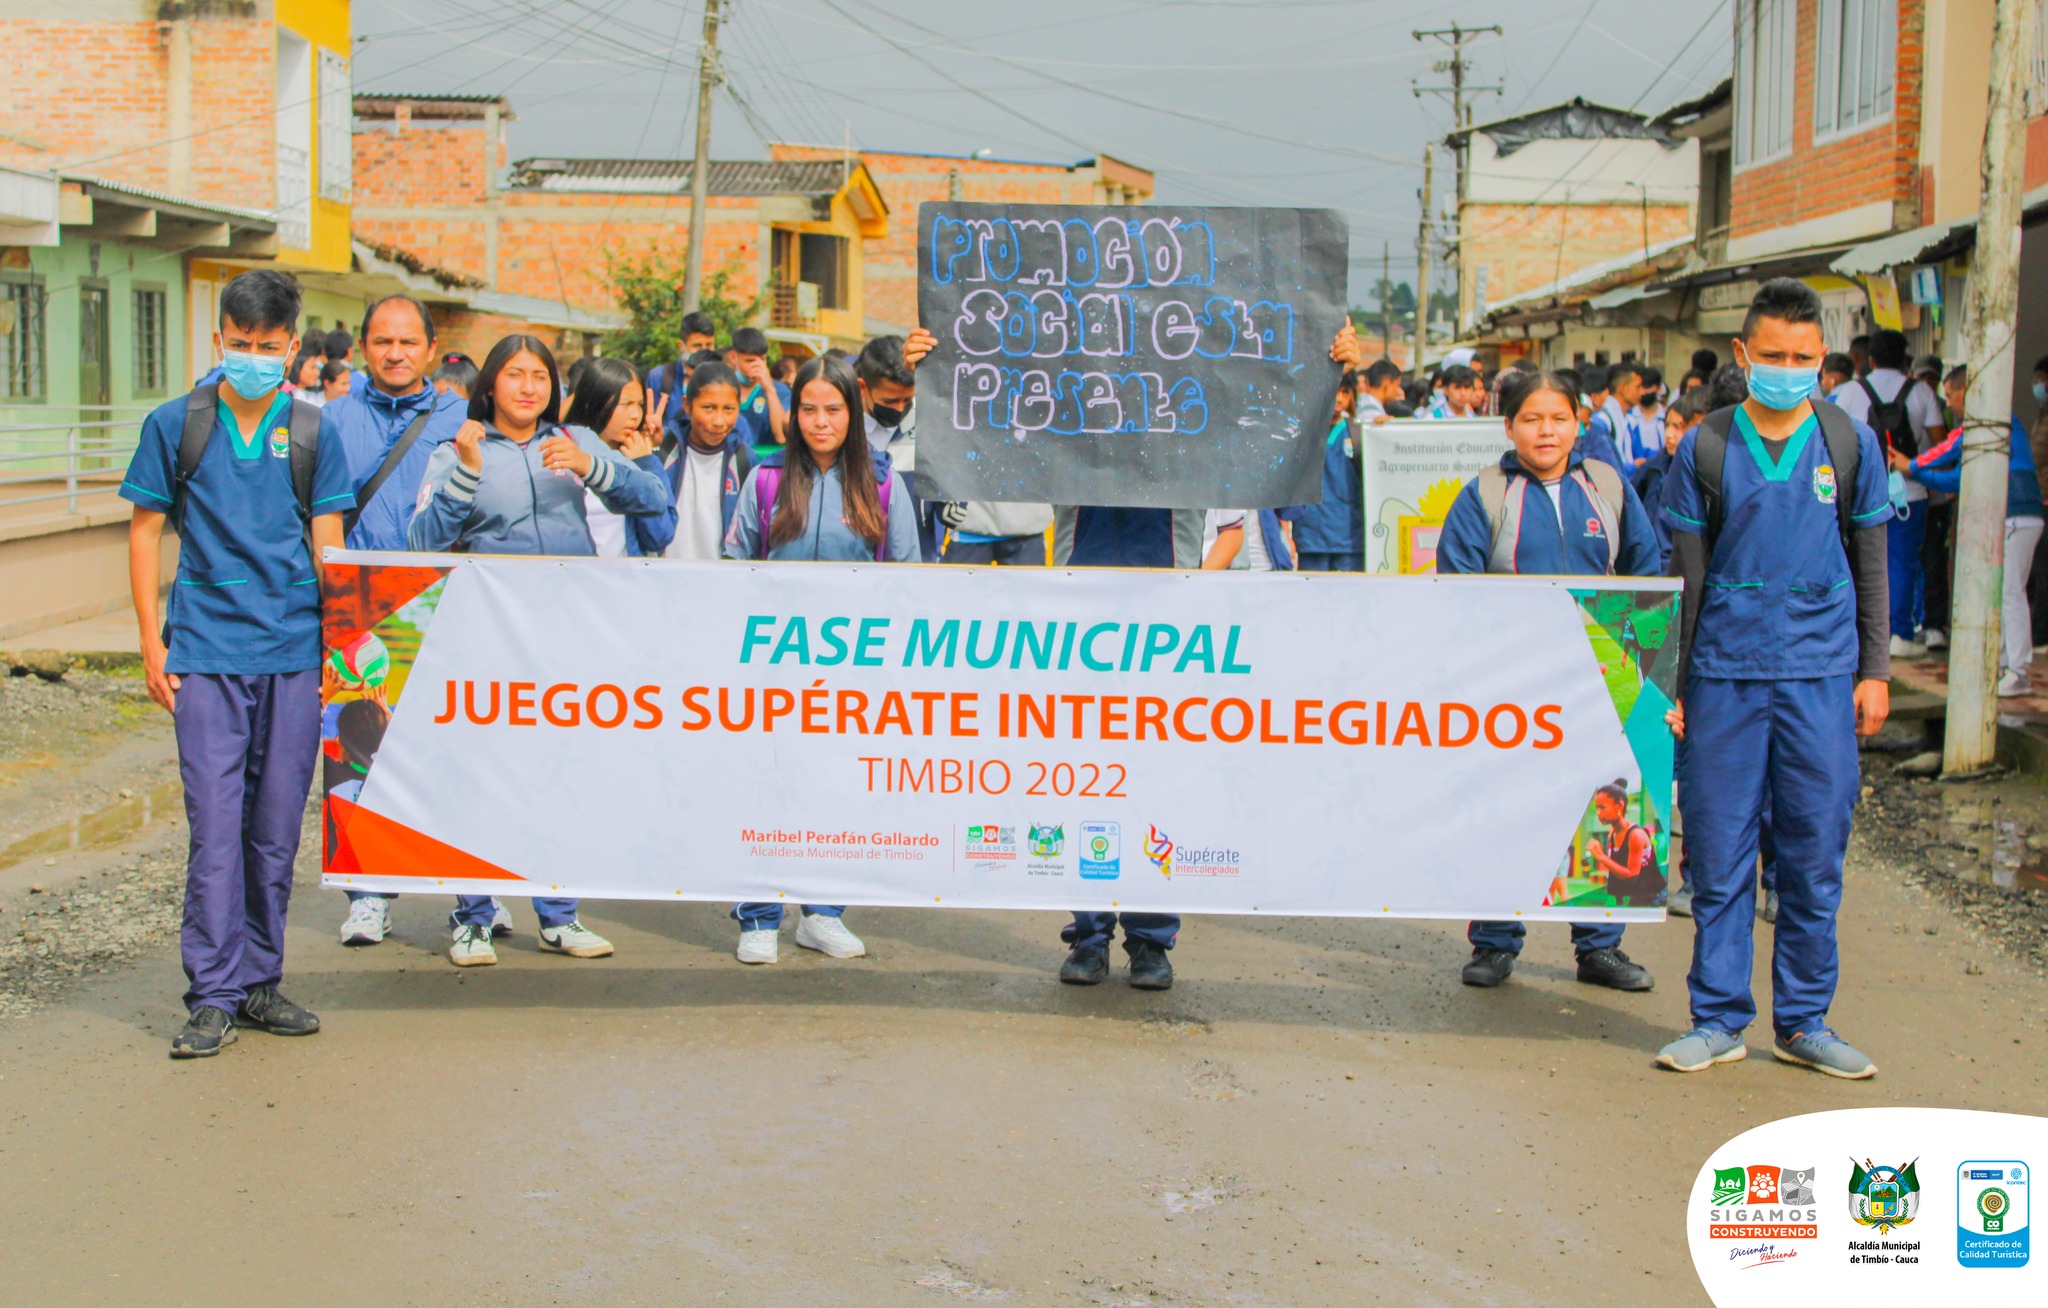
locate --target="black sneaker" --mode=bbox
[1460,949,1515,987]
[1759,889,1780,925]
[237,985,322,1036]
[1576,947,1654,992]
[170,1006,237,1059]
[1059,941,1110,985]
[1126,941,1174,990]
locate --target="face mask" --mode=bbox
[870,400,910,428]
[220,349,287,401]
[1887,469,1912,514]
[2033,382,2047,405]
[1743,360,1820,412]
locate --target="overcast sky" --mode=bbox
[354,0,1734,296]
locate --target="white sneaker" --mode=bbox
[794,913,866,959]
[1924,628,1949,650]
[339,895,391,946]
[538,921,613,958]
[449,923,497,967]
[489,897,515,938]
[736,928,780,965]
[1889,635,1929,659]
[1998,669,2033,698]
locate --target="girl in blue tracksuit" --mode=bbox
[409,333,670,968]
[721,356,919,966]
[1436,369,1661,994]
[663,361,752,561]
[562,356,677,558]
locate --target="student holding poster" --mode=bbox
[903,319,1364,990]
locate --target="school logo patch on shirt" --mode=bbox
[1814,464,1838,505]
[269,426,290,458]
[1585,517,1604,537]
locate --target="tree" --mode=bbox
[604,245,765,371]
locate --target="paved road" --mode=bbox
[3,781,2044,1307]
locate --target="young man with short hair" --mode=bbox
[1832,328,1945,657]
[645,311,720,441]
[122,269,353,1058]
[1657,278,1891,1080]
[1579,364,1627,471]
[727,326,790,448]
[1427,364,1484,418]
[1356,359,1404,422]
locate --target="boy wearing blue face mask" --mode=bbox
[1656,279,1892,1081]
[122,270,354,1059]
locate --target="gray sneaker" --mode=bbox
[1667,882,1693,918]
[1773,1027,1877,1080]
[1655,1026,1748,1072]
[1759,889,1779,924]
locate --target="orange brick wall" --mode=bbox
[0,17,275,213]
[773,144,1138,327]
[1461,202,1695,316]
[1730,0,1924,239]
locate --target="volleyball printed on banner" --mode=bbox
[328,632,391,690]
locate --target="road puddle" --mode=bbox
[0,780,181,872]
[1941,792,2048,893]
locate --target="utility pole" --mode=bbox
[1945,0,2038,775]
[1414,22,1501,338]
[1415,143,1434,370]
[681,0,724,313]
[1380,240,1391,361]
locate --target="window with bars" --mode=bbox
[1,274,47,401]
[318,49,352,203]
[1733,0,1795,167]
[1814,0,1896,141]
[133,286,167,397]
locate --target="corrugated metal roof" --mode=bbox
[507,158,854,197]
[61,173,276,228]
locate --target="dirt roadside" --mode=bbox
[0,682,2042,1307]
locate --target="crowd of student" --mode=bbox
[125,267,2028,1078]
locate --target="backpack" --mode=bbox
[1692,400,1860,556]
[1476,459,1627,573]
[1855,377,1923,459]
[175,381,323,544]
[753,458,895,561]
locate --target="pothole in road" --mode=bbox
[0,779,182,873]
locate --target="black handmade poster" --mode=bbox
[913,203,1350,509]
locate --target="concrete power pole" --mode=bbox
[1414,22,1501,337]
[1945,0,2039,775]
[681,0,724,314]
[1415,144,1434,370]
[1381,240,1392,360]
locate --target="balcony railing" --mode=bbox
[0,409,153,518]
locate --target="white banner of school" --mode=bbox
[319,552,1679,923]
[1360,418,1509,574]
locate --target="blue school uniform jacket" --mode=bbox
[721,449,920,563]
[1907,416,2045,519]
[1436,449,1661,577]
[1290,418,1363,557]
[1070,507,1175,568]
[408,422,671,556]
[322,381,468,550]
[664,430,753,538]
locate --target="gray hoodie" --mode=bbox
[408,422,670,556]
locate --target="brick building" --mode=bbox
[769,144,1155,331]
[352,95,890,358]
[0,0,362,378]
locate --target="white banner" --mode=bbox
[319,552,1678,923]
[1360,418,1509,574]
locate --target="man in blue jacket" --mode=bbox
[1436,368,1661,994]
[324,295,470,949]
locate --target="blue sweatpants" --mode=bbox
[454,894,578,930]
[174,670,322,1013]
[1296,551,1363,572]
[1678,675,1858,1038]
[1887,507,1928,640]
[1064,911,1180,951]
[734,903,843,929]
[1467,919,1624,956]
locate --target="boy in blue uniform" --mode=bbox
[1656,279,1891,1080]
[1292,370,1364,571]
[122,270,353,1059]
[727,327,791,450]
[1436,369,1661,993]
[901,321,1365,989]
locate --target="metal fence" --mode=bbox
[0,409,153,516]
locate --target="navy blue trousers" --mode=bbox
[1679,675,1858,1037]
[174,670,321,1013]
[1295,550,1363,572]
[1467,919,1624,956]
[1065,912,1180,951]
